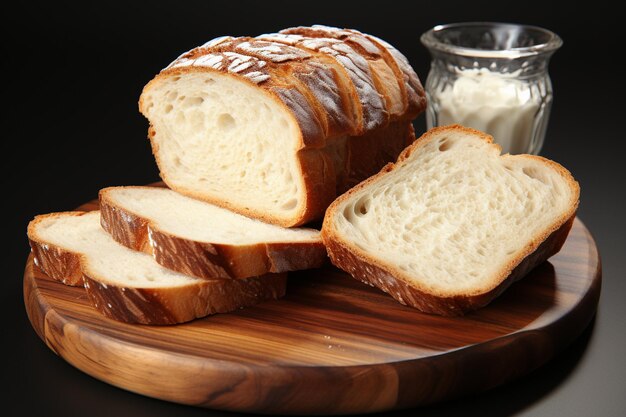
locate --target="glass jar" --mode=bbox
[420,22,562,155]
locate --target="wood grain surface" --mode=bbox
[23,197,601,415]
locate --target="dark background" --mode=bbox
[3,1,624,416]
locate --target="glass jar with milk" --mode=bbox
[421,22,562,154]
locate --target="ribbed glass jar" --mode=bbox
[421,22,562,155]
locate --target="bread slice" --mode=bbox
[27,211,287,324]
[139,26,425,227]
[98,186,327,280]
[321,125,580,316]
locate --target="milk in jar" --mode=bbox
[421,22,563,155]
[435,68,540,154]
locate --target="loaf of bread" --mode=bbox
[139,25,426,227]
[321,125,580,316]
[99,186,327,280]
[27,211,286,324]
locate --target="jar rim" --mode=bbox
[420,22,563,59]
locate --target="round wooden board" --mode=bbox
[24,199,601,415]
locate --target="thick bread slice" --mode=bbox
[99,186,327,280]
[139,26,425,227]
[27,211,287,324]
[322,125,580,316]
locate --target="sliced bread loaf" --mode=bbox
[27,211,286,324]
[321,125,580,316]
[139,25,425,227]
[99,186,327,280]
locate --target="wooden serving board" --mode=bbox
[23,199,601,415]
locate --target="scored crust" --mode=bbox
[280,25,426,120]
[99,186,328,280]
[321,125,581,316]
[27,211,287,325]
